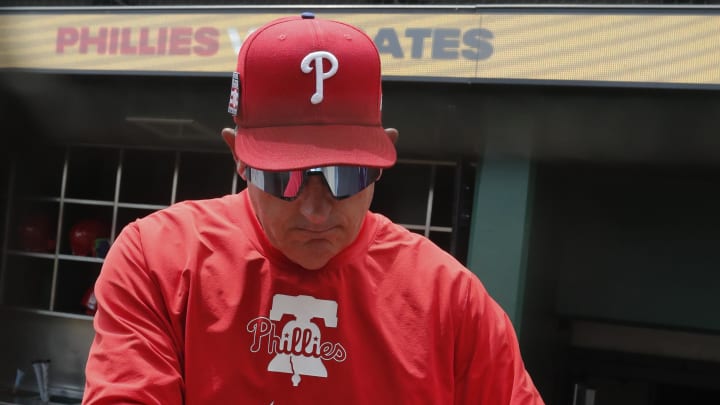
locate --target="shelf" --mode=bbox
[401,224,452,233]
[1,144,470,318]
[54,260,101,314]
[56,254,104,264]
[372,163,434,225]
[8,251,105,263]
[13,197,168,211]
[2,255,53,309]
[117,202,168,210]
[175,151,237,201]
[2,305,94,321]
[59,205,113,257]
[14,196,62,203]
[6,250,55,260]
[64,198,114,206]
[120,149,176,205]
[12,147,64,198]
[65,147,118,201]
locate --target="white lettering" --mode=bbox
[300,51,339,104]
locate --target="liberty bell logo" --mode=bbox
[267,294,345,386]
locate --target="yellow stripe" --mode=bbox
[1,12,719,84]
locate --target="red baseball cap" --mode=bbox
[228,13,396,171]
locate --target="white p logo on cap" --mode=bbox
[301,51,339,104]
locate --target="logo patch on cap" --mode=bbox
[300,51,338,105]
[228,72,240,115]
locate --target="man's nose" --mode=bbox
[297,175,334,223]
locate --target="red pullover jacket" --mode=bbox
[83,191,544,404]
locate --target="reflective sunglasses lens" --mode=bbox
[247,166,381,200]
[322,166,381,198]
[246,168,293,199]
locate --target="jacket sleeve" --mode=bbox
[453,276,545,405]
[83,222,185,405]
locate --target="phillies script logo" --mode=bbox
[247,294,347,387]
[55,26,219,55]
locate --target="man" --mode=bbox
[83,13,544,404]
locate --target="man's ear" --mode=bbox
[222,127,247,177]
[237,161,248,181]
[221,127,239,162]
[384,128,399,145]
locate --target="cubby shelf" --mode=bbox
[1,145,465,318]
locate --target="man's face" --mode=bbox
[246,173,374,270]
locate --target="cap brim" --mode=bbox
[235,125,397,171]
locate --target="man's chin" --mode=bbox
[286,250,336,270]
[276,238,348,270]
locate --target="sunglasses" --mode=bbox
[245,166,382,201]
